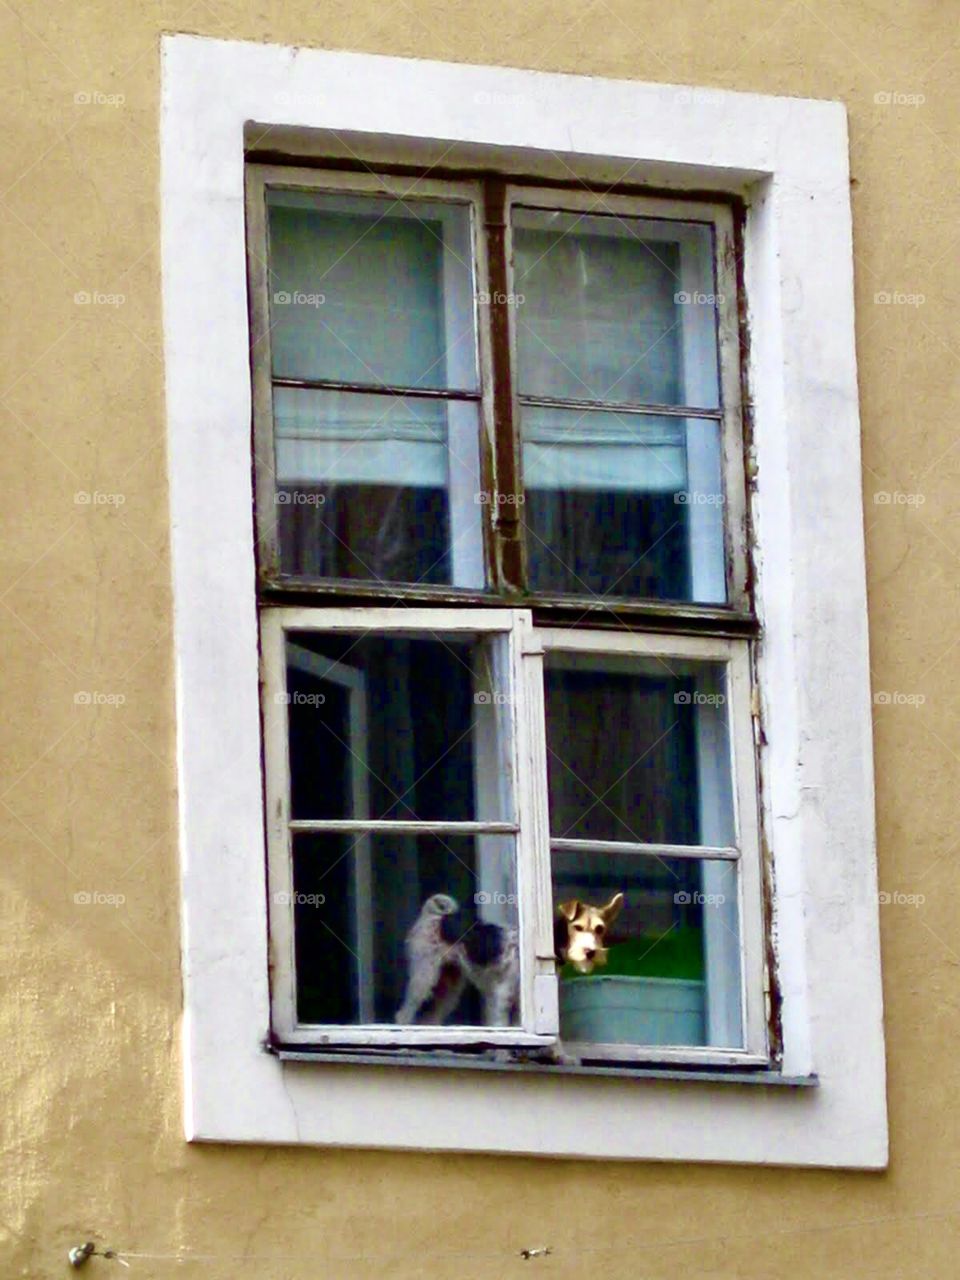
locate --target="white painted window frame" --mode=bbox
[162,34,886,1167]
[537,628,766,1065]
[265,611,764,1065]
[261,605,558,1047]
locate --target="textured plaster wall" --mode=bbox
[1,2,957,1277]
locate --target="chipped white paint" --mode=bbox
[162,34,885,1166]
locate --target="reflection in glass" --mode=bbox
[544,652,735,847]
[286,631,515,823]
[267,189,478,391]
[513,208,719,409]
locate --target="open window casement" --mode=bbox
[261,608,766,1065]
[260,607,559,1047]
[537,629,767,1065]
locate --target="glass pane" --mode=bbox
[274,389,484,588]
[292,832,519,1027]
[544,653,735,846]
[285,631,515,822]
[513,208,720,409]
[522,408,725,602]
[552,851,742,1047]
[267,188,478,392]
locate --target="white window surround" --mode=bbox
[161,34,886,1167]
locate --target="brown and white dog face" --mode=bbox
[556,893,624,974]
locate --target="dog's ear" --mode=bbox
[601,892,624,924]
[558,899,581,922]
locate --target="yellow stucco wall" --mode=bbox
[2,2,958,1276]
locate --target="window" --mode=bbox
[164,34,886,1165]
[252,179,485,588]
[248,167,766,1064]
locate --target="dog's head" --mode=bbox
[421,893,459,918]
[556,893,624,974]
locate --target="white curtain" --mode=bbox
[522,408,688,493]
[274,387,449,487]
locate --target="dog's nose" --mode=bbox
[584,947,596,960]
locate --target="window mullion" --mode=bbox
[512,612,558,1037]
[482,178,524,592]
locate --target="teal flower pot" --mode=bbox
[559,975,706,1046]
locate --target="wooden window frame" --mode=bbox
[245,166,752,627]
[535,626,768,1066]
[261,608,768,1067]
[260,605,558,1049]
[248,163,769,1068]
[246,166,496,594]
[502,186,749,612]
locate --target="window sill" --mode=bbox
[272,1045,817,1088]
